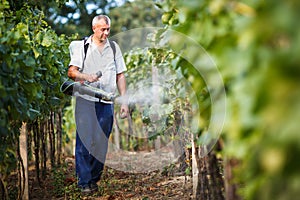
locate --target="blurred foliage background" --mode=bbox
[1,0,300,199]
[157,0,300,199]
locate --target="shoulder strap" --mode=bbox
[81,38,115,72]
[83,37,89,58]
[109,40,116,62]
[80,37,89,72]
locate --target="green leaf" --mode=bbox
[41,32,53,47]
[33,47,40,58]
[24,56,35,67]
[28,108,40,120]
[49,97,61,106]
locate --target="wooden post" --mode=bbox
[19,122,29,200]
[191,133,199,199]
[225,158,241,200]
[56,111,62,165]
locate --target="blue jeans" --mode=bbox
[75,98,114,187]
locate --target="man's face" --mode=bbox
[93,19,110,42]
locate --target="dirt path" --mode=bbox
[96,168,192,200]
[23,157,192,200]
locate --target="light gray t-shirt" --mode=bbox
[68,37,126,102]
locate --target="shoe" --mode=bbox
[90,183,98,192]
[79,185,92,194]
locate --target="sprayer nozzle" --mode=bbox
[96,71,102,78]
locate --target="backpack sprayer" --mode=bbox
[61,38,118,102]
[60,71,116,101]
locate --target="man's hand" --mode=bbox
[120,104,129,119]
[85,73,100,83]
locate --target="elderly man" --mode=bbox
[68,15,128,194]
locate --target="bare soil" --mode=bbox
[7,157,192,200]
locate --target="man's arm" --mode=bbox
[117,72,128,118]
[116,72,126,96]
[68,65,99,82]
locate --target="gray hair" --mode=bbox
[92,15,111,26]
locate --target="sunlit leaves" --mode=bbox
[41,31,55,47]
[158,0,300,198]
[0,0,71,180]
